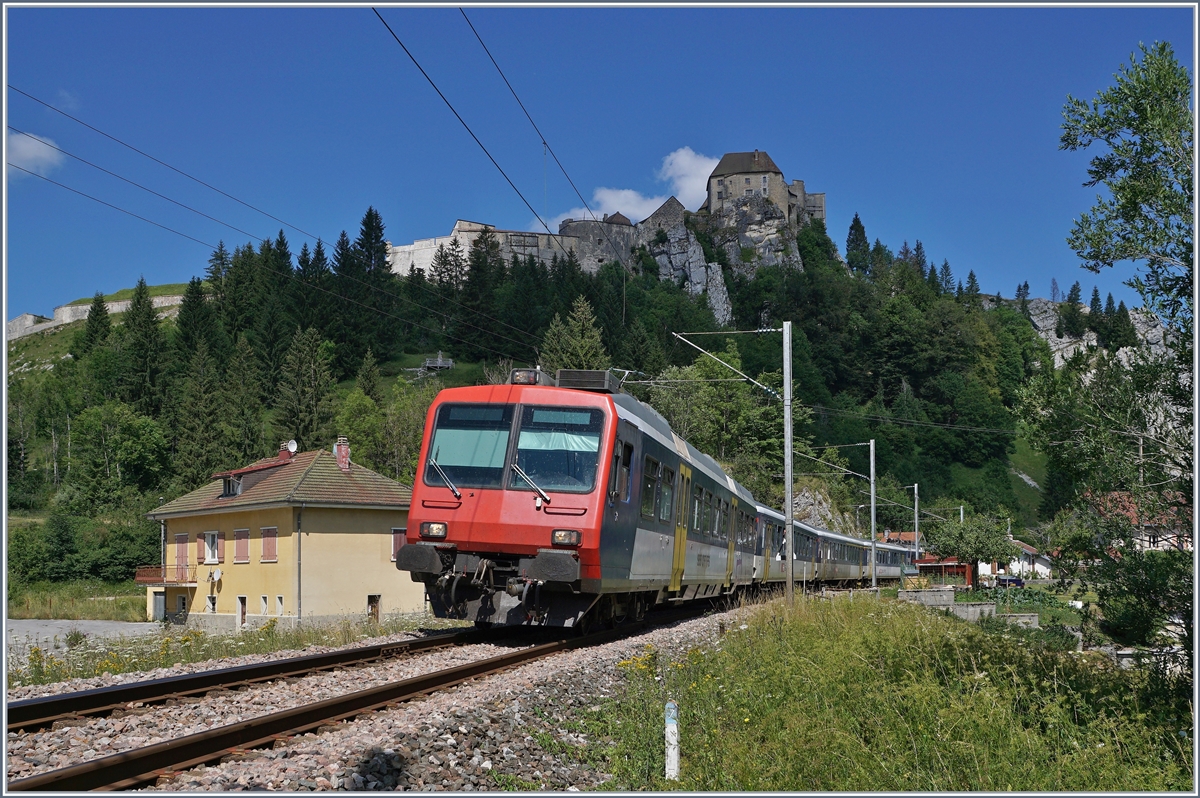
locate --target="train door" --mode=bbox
[725,498,738,588]
[670,465,692,591]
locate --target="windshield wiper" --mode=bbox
[427,453,461,499]
[510,463,551,505]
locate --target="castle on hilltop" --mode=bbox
[386,150,824,278]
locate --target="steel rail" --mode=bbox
[7,605,714,792]
[6,628,486,733]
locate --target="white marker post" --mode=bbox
[665,701,679,780]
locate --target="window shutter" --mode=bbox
[262,528,277,562]
[392,529,405,560]
[217,532,225,563]
[197,535,205,563]
[235,529,250,563]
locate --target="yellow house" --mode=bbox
[138,439,421,630]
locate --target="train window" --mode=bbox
[720,501,730,542]
[619,442,634,501]
[514,406,605,493]
[608,440,622,504]
[692,485,703,532]
[640,457,659,518]
[659,469,675,523]
[702,491,712,539]
[426,403,514,488]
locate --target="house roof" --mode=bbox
[709,150,782,178]
[603,211,632,226]
[148,449,411,519]
[1091,491,1191,528]
[1011,538,1042,556]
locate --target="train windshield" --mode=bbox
[425,404,515,488]
[512,406,604,493]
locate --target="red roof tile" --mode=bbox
[149,450,411,518]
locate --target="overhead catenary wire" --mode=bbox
[458,7,633,276]
[11,164,528,363]
[371,8,573,265]
[7,86,544,351]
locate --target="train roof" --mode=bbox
[612,391,755,506]
[754,504,910,552]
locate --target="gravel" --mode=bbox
[5,607,745,791]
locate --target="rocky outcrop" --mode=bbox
[709,195,802,277]
[792,485,856,537]
[635,217,733,326]
[1018,296,1168,368]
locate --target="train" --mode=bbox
[395,368,914,629]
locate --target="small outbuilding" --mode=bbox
[138,438,420,630]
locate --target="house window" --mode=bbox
[745,189,752,196]
[206,595,217,613]
[762,175,769,191]
[717,191,724,200]
[261,595,268,615]
[276,595,284,615]
[261,527,277,562]
[177,595,188,615]
[203,532,219,565]
[234,529,250,564]
[392,529,406,561]
[744,177,751,184]
[717,178,724,186]
[221,477,242,497]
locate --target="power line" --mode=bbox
[7,86,543,351]
[11,164,528,363]
[7,83,320,240]
[8,163,216,249]
[458,7,632,276]
[371,8,573,265]
[9,125,264,241]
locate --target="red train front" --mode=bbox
[396,368,617,628]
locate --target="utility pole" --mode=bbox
[869,438,877,589]
[913,484,919,561]
[783,321,794,605]
[960,505,964,524]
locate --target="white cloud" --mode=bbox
[56,89,81,111]
[535,146,719,231]
[7,131,65,178]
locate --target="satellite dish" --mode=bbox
[211,568,222,583]
[287,440,298,453]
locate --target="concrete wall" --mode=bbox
[995,613,1039,628]
[388,220,582,278]
[897,588,955,607]
[948,602,996,622]
[8,295,184,341]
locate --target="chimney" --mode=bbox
[278,441,292,460]
[334,435,351,471]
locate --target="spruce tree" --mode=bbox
[927,264,941,293]
[220,333,267,464]
[964,270,981,308]
[206,241,231,310]
[538,296,610,373]
[354,207,397,357]
[329,230,366,377]
[870,239,893,273]
[174,340,225,488]
[1050,278,1061,303]
[1087,286,1104,333]
[74,292,111,357]
[173,276,227,371]
[845,213,869,273]
[222,243,260,342]
[1110,301,1139,349]
[1060,281,1087,336]
[356,347,384,406]
[122,276,166,416]
[939,259,954,294]
[275,327,336,450]
[912,240,928,274]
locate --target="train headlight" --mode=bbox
[552,529,581,547]
[420,521,448,539]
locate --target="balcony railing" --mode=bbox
[135,565,198,585]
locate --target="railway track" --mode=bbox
[7,605,712,792]
[7,627,490,734]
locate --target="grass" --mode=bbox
[8,580,148,622]
[575,597,1192,791]
[6,613,471,688]
[67,282,193,305]
[1008,435,1048,528]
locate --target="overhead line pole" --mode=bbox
[784,321,794,606]
[870,439,877,589]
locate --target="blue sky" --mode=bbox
[5,5,1194,318]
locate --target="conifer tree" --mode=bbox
[538,296,610,373]
[964,270,981,308]
[356,348,384,406]
[206,241,231,309]
[173,276,227,371]
[74,292,111,357]
[912,240,928,274]
[253,293,293,390]
[220,333,267,464]
[121,276,166,416]
[845,213,869,273]
[329,230,366,377]
[1051,278,1061,303]
[1016,281,1031,317]
[869,239,893,273]
[1109,300,1140,349]
[939,259,954,294]
[275,327,336,450]
[222,243,260,342]
[622,319,667,378]
[174,340,225,488]
[1059,281,1087,336]
[927,264,941,293]
[354,207,397,357]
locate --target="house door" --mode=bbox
[367,595,381,623]
[238,596,247,627]
[174,533,188,582]
[152,591,165,622]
